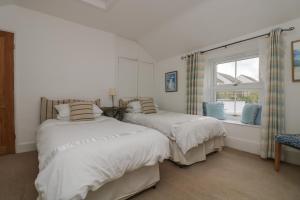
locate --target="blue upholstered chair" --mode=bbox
[274,134,300,171]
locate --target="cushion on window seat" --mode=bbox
[254,105,262,125]
[275,134,300,149]
[203,102,225,120]
[241,104,260,125]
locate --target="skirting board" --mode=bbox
[225,136,300,166]
[283,147,300,166]
[16,142,36,153]
[225,136,260,155]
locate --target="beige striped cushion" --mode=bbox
[140,99,157,114]
[40,97,101,123]
[70,102,94,121]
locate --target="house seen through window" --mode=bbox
[214,57,261,118]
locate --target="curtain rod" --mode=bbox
[181,27,295,60]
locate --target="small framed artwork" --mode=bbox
[165,71,178,92]
[292,40,300,82]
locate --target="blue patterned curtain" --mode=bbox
[260,28,285,159]
[186,53,204,115]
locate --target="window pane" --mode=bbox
[216,91,235,115]
[236,58,259,83]
[216,62,236,85]
[217,90,260,116]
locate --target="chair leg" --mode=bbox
[275,142,281,172]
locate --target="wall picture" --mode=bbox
[165,71,178,92]
[292,40,300,82]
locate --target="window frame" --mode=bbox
[212,53,262,118]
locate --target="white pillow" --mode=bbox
[126,108,141,113]
[127,101,141,109]
[155,104,159,112]
[55,104,103,120]
[126,101,142,113]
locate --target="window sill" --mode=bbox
[222,120,261,128]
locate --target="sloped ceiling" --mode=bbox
[10,0,201,41]
[138,0,300,60]
[3,0,300,60]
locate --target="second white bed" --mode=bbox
[123,110,227,165]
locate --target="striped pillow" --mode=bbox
[140,99,157,114]
[70,102,94,121]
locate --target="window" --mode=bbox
[214,57,261,119]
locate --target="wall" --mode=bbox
[155,56,186,113]
[0,5,154,152]
[156,17,300,165]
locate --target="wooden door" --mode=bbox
[0,30,15,155]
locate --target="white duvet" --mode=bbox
[35,116,169,200]
[124,111,227,154]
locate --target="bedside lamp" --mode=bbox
[108,88,117,107]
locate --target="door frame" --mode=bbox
[0,30,15,154]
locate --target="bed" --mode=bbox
[120,98,227,166]
[35,98,170,200]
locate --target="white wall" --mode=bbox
[156,17,300,165]
[155,56,186,113]
[0,5,154,152]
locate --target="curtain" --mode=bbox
[186,53,204,115]
[260,28,285,159]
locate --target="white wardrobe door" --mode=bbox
[118,57,138,98]
[138,62,155,97]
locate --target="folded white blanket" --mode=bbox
[35,117,169,200]
[124,111,227,154]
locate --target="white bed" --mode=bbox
[121,99,226,165]
[36,98,170,200]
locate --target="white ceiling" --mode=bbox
[9,0,201,41]
[138,0,300,60]
[3,0,300,60]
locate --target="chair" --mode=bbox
[274,134,300,171]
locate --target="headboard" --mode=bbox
[40,97,101,123]
[119,97,154,108]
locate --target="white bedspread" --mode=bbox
[124,111,227,154]
[35,117,169,200]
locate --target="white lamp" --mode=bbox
[108,88,117,107]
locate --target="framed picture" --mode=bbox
[292,40,300,82]
[165,71,178,92]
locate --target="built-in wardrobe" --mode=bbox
[117,56,155,98]
[0,30,15,155]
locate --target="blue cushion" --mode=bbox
[205,102,225,120]
[202,102,207,116]
[254,105,262,125]
[275,134,300,149]
[241,104,260,125]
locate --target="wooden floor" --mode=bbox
[0,148,300,200]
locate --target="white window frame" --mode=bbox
[212,53,263,119]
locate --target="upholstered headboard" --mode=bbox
[40,97,101,123]
[119,97,153,108]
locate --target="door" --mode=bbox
[138,61,155,97]
[117,57,138,98]
[0,30,15,155]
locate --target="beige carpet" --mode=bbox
[0,148,299,200]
